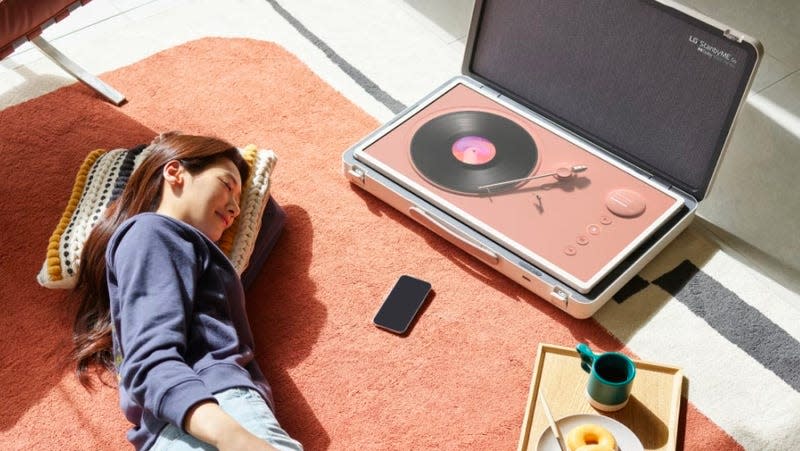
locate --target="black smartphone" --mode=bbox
[373,275,432,334]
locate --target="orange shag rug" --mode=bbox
[0,38,739,450]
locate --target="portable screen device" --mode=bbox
[343,0,761,318]
[373,275,432,334]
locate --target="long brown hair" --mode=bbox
[71,132,250,388]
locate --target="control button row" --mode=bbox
[563,217,614,256]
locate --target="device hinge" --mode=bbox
[477,83,503,99]
[649,175,672,192]
[723,29,743,42]
[550,286,569,306]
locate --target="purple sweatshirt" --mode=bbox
[106,213,273,450]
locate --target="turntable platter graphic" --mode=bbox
[410,111,538,195]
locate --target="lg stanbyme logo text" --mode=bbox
[689,35,737,67]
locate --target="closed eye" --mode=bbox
[219,178,233,191]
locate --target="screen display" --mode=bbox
[373,275,432,334]
[468,0,759,198]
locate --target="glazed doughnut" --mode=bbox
[565,423,617,451]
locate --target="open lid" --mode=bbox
[462,0,761,200]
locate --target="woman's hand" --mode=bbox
[185,401,278,451]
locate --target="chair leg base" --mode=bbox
[30,36,126,106]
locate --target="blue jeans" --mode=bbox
[149,388,303,451]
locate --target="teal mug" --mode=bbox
[577,343,636,412]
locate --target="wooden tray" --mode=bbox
[517,344,684,451]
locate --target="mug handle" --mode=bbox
[577,343,595,373]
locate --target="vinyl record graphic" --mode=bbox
[410,111,538,194]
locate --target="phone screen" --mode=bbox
[373,275,432,334]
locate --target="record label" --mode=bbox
[451,136,497,165]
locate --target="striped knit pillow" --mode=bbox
[36,144,277,289]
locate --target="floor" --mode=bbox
[1,0,798,291]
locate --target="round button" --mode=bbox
[605,188,646,218]
[576,235,589,246]
[587,224,601,236]
[564,245,577,256]
[599,215,613,225]
[555,167,573,179]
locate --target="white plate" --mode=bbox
[536,414,643,451]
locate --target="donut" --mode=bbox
[565,423,617,451]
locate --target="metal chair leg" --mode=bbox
[30,35,126,105]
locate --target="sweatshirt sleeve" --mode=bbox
[108,216,216,430]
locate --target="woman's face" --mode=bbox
[164,158,243,241]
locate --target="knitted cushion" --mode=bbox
[37,143,277,289]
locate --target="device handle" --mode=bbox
[408,207,500,266]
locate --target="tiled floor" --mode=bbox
[3,0,799,114]
[1,0,798,290]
